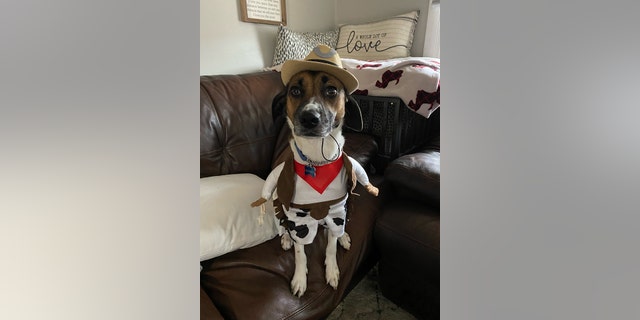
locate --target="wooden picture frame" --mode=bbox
[240,0,287,26]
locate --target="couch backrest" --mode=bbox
[200,72,285,179]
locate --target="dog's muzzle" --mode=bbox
[293,102,335,137]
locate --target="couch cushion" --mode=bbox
[200,72,285,179]
[343,132,378,170]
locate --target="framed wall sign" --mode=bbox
[240,0,287,26]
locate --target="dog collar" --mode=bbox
[293,140,339,167]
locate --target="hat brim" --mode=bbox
[281,60,359,95]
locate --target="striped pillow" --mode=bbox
[271,26,339,67]
[336,11,420,60]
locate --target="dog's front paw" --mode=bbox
[338,232,351,251]
[325,258,340,289]
[281,233,293,251]
[291,272,307,297]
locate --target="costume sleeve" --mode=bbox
[262,163,284,200]
[347,156,370,186]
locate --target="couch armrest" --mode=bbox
[384,148,440,208]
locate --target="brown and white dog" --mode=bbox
[251,45,378,297]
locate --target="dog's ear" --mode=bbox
[344,95,364,132]
[271,89,287,126]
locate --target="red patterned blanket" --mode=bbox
[341,57,440,118]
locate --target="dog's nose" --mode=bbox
[300,111,320,129]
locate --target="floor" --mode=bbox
[327,264,417,320]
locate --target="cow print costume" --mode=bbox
[260,150,371,245]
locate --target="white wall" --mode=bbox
[423,0,440,58]
[334,0,432,57]
[200,0,335,75]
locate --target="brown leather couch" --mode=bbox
[374,109,440,319]
[200,71,384,320]
[200,71,441,320]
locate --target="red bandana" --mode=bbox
[294,156,344,194]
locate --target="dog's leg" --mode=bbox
[291,243,308,297]
[325,233,340,289]
[338,232,351,251]
[281,232,293,251]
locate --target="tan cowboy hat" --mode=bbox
[281,44,359,94]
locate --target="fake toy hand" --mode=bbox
[251,197,268,207]
[365,184,379,197]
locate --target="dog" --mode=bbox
[251,45,379,297]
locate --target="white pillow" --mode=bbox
[200,173,279,262]
[336,11,420,60]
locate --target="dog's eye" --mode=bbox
[289,86,302,97]
[325,86,338,97]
